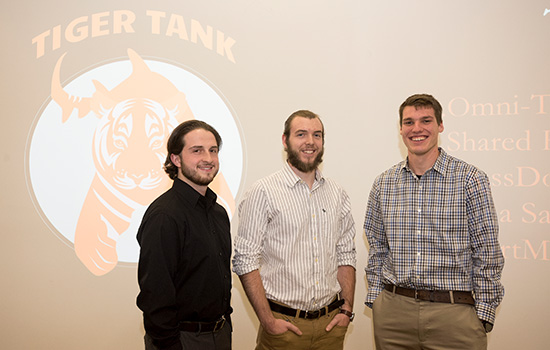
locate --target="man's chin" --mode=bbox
[191,173,217,187]
[289,159,320,173]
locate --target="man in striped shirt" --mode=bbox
[233,110,357,350]
[364,94,504,350]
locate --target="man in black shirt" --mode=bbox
[137,120,232,350]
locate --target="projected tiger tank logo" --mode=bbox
[27,49,243,276]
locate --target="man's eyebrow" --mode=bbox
[294,129,323,133]
[188,145,219,150]
[403,115,435,121]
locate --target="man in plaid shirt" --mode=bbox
[364,94,504,350]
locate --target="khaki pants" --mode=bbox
[255,307,348,350]
[372,289,487,350]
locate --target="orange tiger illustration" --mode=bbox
[51,49,235,275]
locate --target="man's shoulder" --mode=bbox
[250,168,288,190]
[143,186,181,217]
[212,200,230,222]
[321,176,347,192]
[375,160,406,181]
[440,151,487,178]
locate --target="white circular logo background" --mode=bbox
[27,53,244,269]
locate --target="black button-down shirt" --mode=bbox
[137,178,232,349]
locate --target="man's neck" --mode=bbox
[177,175,207,196]
[407,148,440,176]
[288,162,316,189]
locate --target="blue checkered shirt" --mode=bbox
[364,148,504,324]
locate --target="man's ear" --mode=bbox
[170,153,181,168]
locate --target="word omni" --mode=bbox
[31,10,236,63]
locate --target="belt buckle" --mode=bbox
[304,310,320,319]
[213,317,226,332]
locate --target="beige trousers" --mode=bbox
[372,289,487,350]
[255,307,348,350]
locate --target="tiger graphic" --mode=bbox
[51,49,236,275]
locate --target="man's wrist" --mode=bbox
[339,308,355,322]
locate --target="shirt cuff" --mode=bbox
[232,262,258,276]
[475,301,497,324]
[337,251,357,268]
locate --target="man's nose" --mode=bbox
[202,151,213,162]
[412,121,422,131]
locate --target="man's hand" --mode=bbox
[263,317,302,336]
[325,312,351,332]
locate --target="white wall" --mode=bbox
[1,1,548,349]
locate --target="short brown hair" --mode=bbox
[283,110,325,141]
[399,94,443,126]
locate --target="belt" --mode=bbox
[268,297,345,319]
[384,284,475,306]
[179,315,229,333]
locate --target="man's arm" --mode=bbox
[326,265,356,331]
[467,170,505,325]
[136,212,183,350]
[364,179,387,308]
[239,270,302,336]
[326,188,357,331]
[233,183,301,336]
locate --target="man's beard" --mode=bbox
[181,162,218,186]
[286,146,324,173]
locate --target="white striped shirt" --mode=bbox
[233,162,356,311]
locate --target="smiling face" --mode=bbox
[283,116,324,174]
[400,106,444,159]
[170,128,219,195]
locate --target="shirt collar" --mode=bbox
[172,177,217,208]
[281,161,325,188]
[401,147,449,177]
